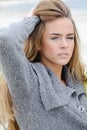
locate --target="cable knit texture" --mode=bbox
[0,16,87,130]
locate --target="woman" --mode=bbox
[0,0,87,130]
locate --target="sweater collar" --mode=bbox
[32,63,85,111]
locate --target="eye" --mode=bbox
[67,37,74,40]
[51,37,59,40]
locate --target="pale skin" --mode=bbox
[39,17,75,83]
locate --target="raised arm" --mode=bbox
[0,16,40,129]
[0,16,39,43]
[0,16,39,92]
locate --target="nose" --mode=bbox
[59,38,68,48]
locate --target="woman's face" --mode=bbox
[39,17,75,68]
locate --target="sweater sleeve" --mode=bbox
[0,16,39,44]
[0,16,40,130]
[0,16,39,93]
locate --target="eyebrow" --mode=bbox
[49,33,74,36]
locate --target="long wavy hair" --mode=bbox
[0,0,85,129]
[24,0,84,80]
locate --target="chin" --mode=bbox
[59,61,69,66]
[59,59,70,65]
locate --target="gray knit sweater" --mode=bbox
[0,16,87,130]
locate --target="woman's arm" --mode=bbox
[0,16,40,129]
[0,16,39,92]
[0,16,39,43]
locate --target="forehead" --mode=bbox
[44,17,74,35]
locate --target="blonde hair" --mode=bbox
[0,74,20,130]
[24,0,84,80]
[24,0,71,61]
[0,0,85,129]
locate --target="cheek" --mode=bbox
[70,42,74,52]
[41,40,53,53]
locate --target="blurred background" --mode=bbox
[0,0,87,129]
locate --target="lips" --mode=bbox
[57,53,69,58]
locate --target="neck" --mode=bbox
[51,65,62,80]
